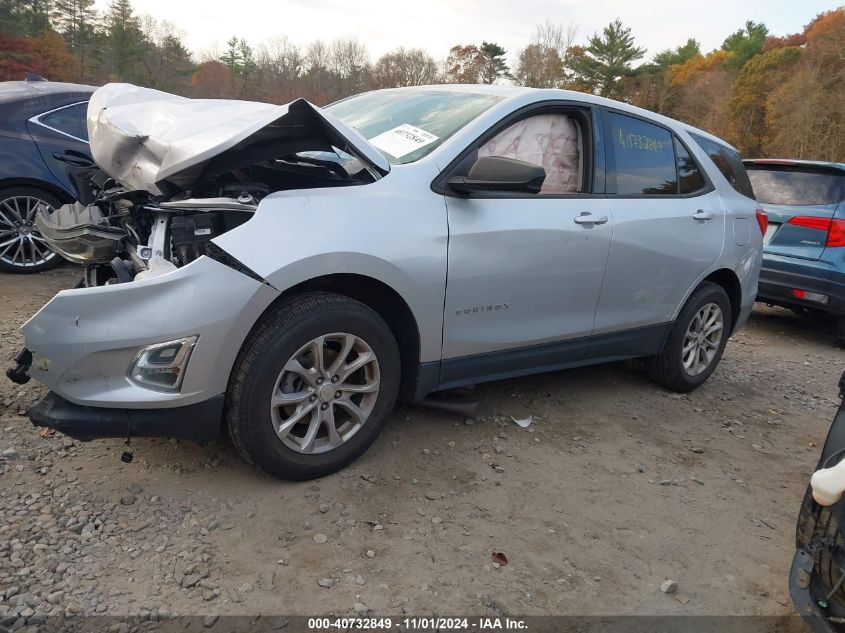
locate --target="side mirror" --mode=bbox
[447,156,546,194]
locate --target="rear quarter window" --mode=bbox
[690,133,754,199]
[37,102,89,141]
[746,167,844,206]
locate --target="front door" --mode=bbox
[440,108,613,370]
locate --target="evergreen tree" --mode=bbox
[721,21,769,69]
[569,19,645,97]
[479,41,509,84]
[104,0,144,81]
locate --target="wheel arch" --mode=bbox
[701,268,742,333]
[267,273,424,403]
[0,177,75,204]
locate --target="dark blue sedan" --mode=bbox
[0,78,96,273]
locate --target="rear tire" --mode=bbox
[226,292,400,480]
[647,282,732,392]
[0,186,62,274]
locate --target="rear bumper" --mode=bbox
[29,391,224,443]
[757,255,845,317]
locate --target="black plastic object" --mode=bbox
[6,348,32,385]
[170,213,223,266]
[28,391,224,444]
[448,156,546,194]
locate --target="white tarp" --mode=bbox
[86,83,389,193]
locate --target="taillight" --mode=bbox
[787,216,845,247]
[829,219,845,247]
[755,209,768,235]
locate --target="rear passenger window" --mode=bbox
[690,133,754,199]
[675,138,706,194]
[608,113,676,195]
[38,102,89,141]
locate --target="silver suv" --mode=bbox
[8,84,764,480]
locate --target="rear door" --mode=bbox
[26,101,94,199]
[593,111,724,338]
[745,162,845,260]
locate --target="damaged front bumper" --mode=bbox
[10,254,278,442]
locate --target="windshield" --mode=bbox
[747,166,845,206]
[325,89,504,164]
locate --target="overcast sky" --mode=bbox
[98,0,838,64]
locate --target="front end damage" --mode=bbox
[32,83,387,288]
[8,83,389,443]
[792,371,845,632]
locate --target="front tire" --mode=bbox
[647,282,732,392]
[226,292,400,480]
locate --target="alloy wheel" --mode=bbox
[270,332,381,454]
[0,195,57,269]
[682,302,724,376]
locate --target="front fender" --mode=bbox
[212,166,448,363]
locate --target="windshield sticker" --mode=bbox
[368,124,438,158]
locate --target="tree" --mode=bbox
[479,41,509,84]
[51,0,99,80]
[653,38,700,68]
[104,0,145,81]
[34,27,79,80]
[729,45,801,155]
[256,36,303,101]
[329,37,370,96]
[372,47,439,88]
[139,16,194,92]
[514,43,564,87]
[569,19,645,98]
[765,9,845,161]
[721,21,769,69]
[445,44,485,83]
[514,20,576,88]
[219,36,257,97]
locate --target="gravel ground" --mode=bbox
[0,265,842,624]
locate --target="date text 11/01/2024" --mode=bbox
[307,617,529,630]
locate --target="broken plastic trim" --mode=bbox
[205,242,268,286]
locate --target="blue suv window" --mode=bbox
[38,102,89,142]
[608,113,677,195]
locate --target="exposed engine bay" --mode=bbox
[34,83,388,285]
[37,161,364,286]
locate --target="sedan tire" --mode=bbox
[226,292,400,480]
[647,282,732,393]
[0,186,62,274]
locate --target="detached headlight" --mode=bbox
[128,336,198,392]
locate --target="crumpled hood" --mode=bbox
[87,83,390,194]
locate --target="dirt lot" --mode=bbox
[0,265,842,621]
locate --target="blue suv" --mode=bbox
[745,159,845,345]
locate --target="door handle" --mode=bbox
[693,210,716,221]
[52,152,94,168]
[574,213,608,225]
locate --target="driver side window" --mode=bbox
[478,114,582,194]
